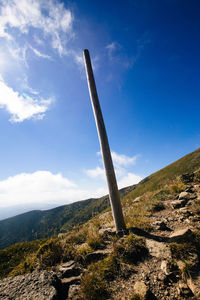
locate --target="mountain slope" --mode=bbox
[0,185,135,250]
[125,148,200,200]
[1,156,200,299]
[0,148,199,251]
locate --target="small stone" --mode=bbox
[164,290,169,296]
[157,273,165,281]
[133,196,141,203]
[161,260,170,275]
[179,191,197,200]
[68,284,80,300]
[170,228,192,241]
[171,199,187,209]
[179,192,190,200]
[58,261,82,279]
[133,281,149,298]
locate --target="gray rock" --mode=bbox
[170,228,192,242]
[61,276,81,288]
[179,192,190,200]
[146,240,171,259]
[0,271,61,300]
[85,250,108,264]
[58,261,82,279]
[171,199,187,209]
[179,191,197,200]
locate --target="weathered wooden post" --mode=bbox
[83,49,126,233]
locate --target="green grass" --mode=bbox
[123,148,200,201]
[0,239,47,279]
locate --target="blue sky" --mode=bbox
[0,0,199,219]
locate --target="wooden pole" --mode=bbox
[83,49,126,233]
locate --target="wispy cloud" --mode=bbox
[29,45,52,60]
[0,76,52,122]
[106,42,118,53]
[74,53,85,67]
[8,45,29,66]
[106,41,134,69]
[0,0,74,56]
[0,0,73,122]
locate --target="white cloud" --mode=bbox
[111,151,139,167]
[0,76,52,122]
[8,45,28,65]
[0,0,74,56]
[97,151,139,167]
[118,172,142,189]
[86,151,142,189]
[85,167,105,179]
[0,171,107,209]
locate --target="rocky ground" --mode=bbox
[0,173,200,299]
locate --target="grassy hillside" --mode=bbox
[124,148,200,200]
[0,186,135,250]
[0,148,199,251]
[1,147,200,295]
[0,239,47,279]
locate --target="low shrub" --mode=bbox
[36,238,62,268]
[169,178,187,194]
[86,225,104,250]
[113,233,148,264]
[8,254,36,277]
[79,254,120,300]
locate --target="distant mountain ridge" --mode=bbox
[0,185,135,250]
[1,148,200,251]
